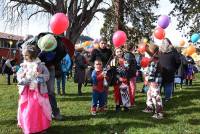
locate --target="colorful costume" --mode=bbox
[17,58,51,134]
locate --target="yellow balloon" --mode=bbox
[93,43,99,49]
[143,38,148,44]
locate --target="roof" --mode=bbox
[0,32,24,41]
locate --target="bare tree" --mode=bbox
[1,0,110,44]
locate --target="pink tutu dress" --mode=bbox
[17,59,52,134]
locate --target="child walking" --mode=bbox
[91,59,108,115]
[17,45,52,134]
[142,44,163,119]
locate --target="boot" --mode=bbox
[189,80,192,86]
[78,83,82,96]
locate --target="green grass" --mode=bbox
[0,75,200,134]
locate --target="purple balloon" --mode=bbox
[158,15,170,29]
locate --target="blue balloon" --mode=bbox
[191,33,200,43]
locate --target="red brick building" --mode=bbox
[0,32,24,63]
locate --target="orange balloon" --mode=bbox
[179,40,185,47]
[186,45,196,56]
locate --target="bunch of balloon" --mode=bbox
[50,13,69,35]
[154,15,170,40]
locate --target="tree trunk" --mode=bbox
[114,0,124,31]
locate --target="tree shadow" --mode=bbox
[0,119,17,125]
[57,96,91,102]
[188,118,200,125]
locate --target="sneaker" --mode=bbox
[152,113,163,119]
[52,113,63,120]
[91,107,96,115]
[142,108,153,113]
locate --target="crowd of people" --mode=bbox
[0,35,199,133]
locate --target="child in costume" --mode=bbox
[142,44,163,119]
[185,56,195,86]
[91,59,108,115]
[17,45,52,134]
[110,47,130,112]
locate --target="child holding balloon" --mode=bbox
[142,44,163,119]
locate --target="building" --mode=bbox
[0,32,24,63]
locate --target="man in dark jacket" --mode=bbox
[90,38,112,67]
[159,38,181,101]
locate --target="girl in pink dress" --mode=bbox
[17,45,52,134]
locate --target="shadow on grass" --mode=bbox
[47,122,153,134]
[188,118,200,125]
[0,119,17,125]
[57,96,91,101]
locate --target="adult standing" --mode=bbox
[74,48,88,96]
[159,38,180,102]
[56,54,72,95]
[90,37,112,67]
[2,58,16,85]
[37,34,65,120]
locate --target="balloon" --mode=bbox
[158,15,170,29]
[141,57,150,68]
[179,39,185,47]
[143,38,148,44]
[82,41,91,47]
[112,30,127,48]
[186,45,196,56]
[138,43,146,54]
[50,13,69,35]
[93,43,99,49]
[191,33,200,43]
[154,27,165,40]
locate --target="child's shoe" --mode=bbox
[115,105,121,112]
[98,107,106,113]
[123,106,129,112]
[91,107,96,115]
[152,113,163,119]
[142,107,153,113]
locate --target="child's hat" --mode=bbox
[38,34,57,52]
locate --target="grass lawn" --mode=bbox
[0,74,200,134]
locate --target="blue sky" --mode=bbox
[0,0,188,46]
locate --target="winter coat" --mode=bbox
[159,50,181,83]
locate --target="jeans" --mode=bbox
[92,90,106,108]
[163,82,173,100]
[47,66,60,116]
[56,73,67,94]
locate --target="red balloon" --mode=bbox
[141,57,150,68]
[112,30,127,48]
[154,27,165,40]
[50,13,69,35]
[138,44,146,54]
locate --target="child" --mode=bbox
[91,59,108,115]
[110,47,130,112]
[142,44,163,119]
[17,45,52,134]
[185,56,195,86]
